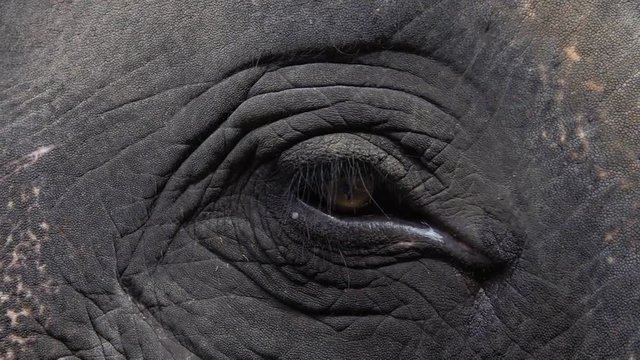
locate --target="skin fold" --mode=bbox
[1,1,639,359]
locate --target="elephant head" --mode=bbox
[1,1,639,358]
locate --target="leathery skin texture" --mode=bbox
[0,1,639,359]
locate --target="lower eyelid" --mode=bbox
[282,199,496,269]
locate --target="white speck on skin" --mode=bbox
[32,187,40,197]
[606,256,615,264]
[7,201,14,209]
[291,212,299,219]
[39,223,49,231]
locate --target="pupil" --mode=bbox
[339,180,353,200]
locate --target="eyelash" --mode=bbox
[286,159,401,217]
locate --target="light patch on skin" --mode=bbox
[1,184,56,358]
[558,126,567,145]
[606,256,615,264]
[554,86,564,104]
[25,230,37,242]
[569,150,580,160]
[8,335,30,346]
[563,45,581,62]
[575,117,590,153]
[619,177,632,191]
[521,0,536,18]
[585,80,604,92]
[6,308,31,327]
[16,282,33,299]
[604,229,618,243]
[8,250,25,268]
[5,234,13,246]
[0,145,56,183]
[576,127,587,143]
[595,166,609,180]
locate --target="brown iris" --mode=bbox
[328,174,374,213]
[293,162,387,217]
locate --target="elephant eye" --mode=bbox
[293,162,397,217]
[270,132,512,271]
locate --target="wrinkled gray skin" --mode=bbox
[1,1,639,359]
